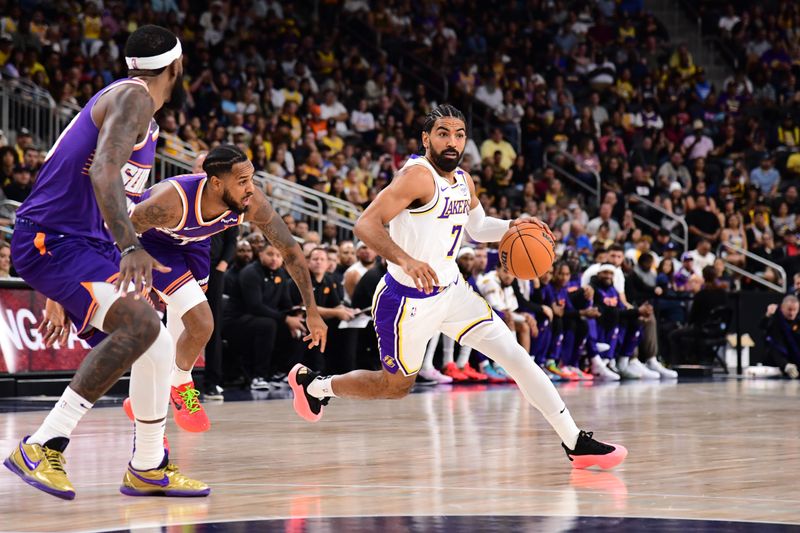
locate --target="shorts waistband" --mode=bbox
[383,272,455,299]
[14,217,52,234]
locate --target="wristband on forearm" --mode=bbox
[120,243,143,258]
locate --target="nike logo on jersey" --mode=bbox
[440,185,448,192]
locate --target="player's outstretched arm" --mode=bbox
[354,165,440,292]
[90,85,169,294]
[129,182,184,233]
[246,187,327,352]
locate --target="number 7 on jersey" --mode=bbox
[446,224,463,258]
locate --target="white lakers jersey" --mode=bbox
[387,155,472,288]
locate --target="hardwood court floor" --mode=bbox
[1,379,799,532]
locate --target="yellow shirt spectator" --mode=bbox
[29,61,50,86]
[83,15,101,40]
[480,132,517,171]
[321,133,344,154]
[615,79,635,101]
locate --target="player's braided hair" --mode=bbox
[124,25,178,75]
[202,144,248,177]
[423,104,466,133]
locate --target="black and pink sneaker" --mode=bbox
[288,364,330,423]
[562,430,628,469]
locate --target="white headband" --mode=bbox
[125,39,182,70]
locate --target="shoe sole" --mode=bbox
[119,485,211,497]
[569,444,628,470]
[288,364,322,423]
[204,394,225,401]
[4,457,76,500]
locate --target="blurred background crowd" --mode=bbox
[1,0,800,391]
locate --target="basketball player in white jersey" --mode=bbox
[289,105,627,469]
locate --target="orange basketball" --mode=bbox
[497,221,556,280]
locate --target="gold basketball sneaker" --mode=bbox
[4,436,75,500]
[120,454,210,497]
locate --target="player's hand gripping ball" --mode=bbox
[498,219,556,280]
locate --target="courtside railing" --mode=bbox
[628,194,689,254]
[544,148,690,252]
[543,150,602,208]
[717,241,787,293]
[0,79,79,149]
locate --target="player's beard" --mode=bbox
[164,72,186,110]
[429,145,463,173]
[223,189,250,214]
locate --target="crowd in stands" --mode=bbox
[1,1,800,384]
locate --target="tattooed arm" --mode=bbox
[130,182,184,233]
[245,187,328,351]
[90,85,169,294]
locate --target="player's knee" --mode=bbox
[384,377,414,399]
[134,308,162,348]
[183,303,214,345]
[110,298,161,348]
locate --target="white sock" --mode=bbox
[422,332,441,372]
[591,355,605,371]
[29,387,93,445]
[307,376,337,399]
[441,334,455,365]
[170,362,193,388]
[456,344,471,368]
[131,420,166,470]
[467,326,580,449]
[617,356,630,370]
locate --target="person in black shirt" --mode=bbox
[349,258,389,371]
[289,248,355,373]
[4,165,33,202]
[667,266,729,364]
[762,296,800,378]
[624,165,656,222]
[223,238,253,302]
[204,225,238,397]
[223,243,302,389]
[331,240,356,300]
[685,195,721,249]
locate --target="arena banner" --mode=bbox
[0,282,204,374]
[0,285,91,373]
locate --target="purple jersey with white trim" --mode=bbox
[543,283,576,311]
[139,173,244,247]
[16,77,159,242]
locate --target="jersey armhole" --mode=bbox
[166,180,189,231]
[90,79,151,142]
[407,166,440,215]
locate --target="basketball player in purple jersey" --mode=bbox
[113,145,326,431]
[289,105,627,469]
[4,26,209,499]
